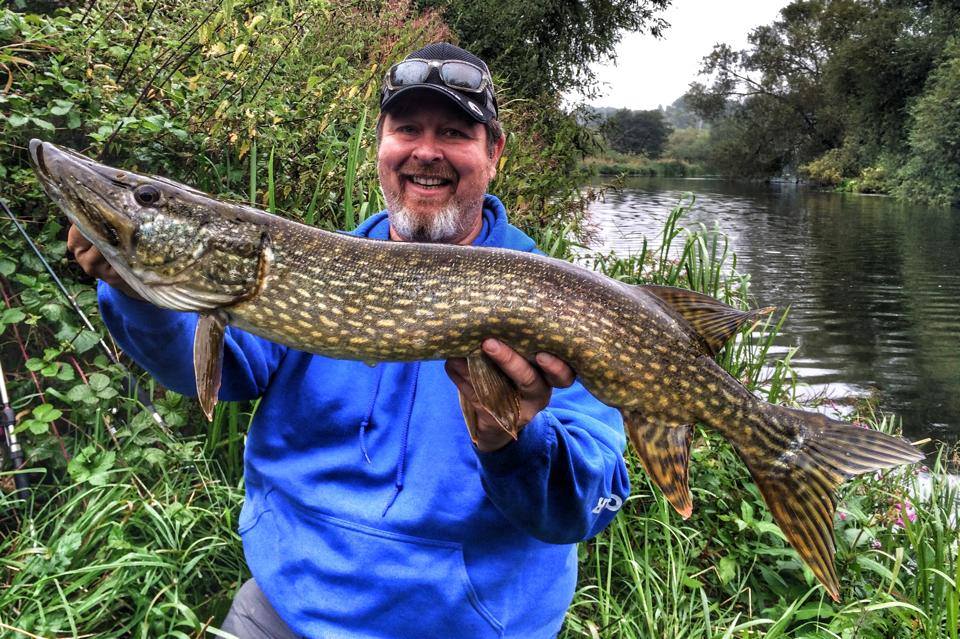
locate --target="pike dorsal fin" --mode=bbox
[640,285,774,356]
[623,413,694,519]
[194,311,227,421]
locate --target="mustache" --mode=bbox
[398,161,457,181]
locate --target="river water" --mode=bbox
[585,177,960,444]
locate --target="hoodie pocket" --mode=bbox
[247,495,504,638]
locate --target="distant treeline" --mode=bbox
[686,0,960,207]
[580,99,711,177]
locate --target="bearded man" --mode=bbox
[68,42,630,639]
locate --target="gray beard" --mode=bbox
[386,200,469,243]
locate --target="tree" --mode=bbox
[896,38,960,207]
[686,0,853,176]
[414,0,669,98]
[685,0,960,189]
[603,108,672,157]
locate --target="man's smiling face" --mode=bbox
[377,93,504,244]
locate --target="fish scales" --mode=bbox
[28,139,923,601]
[228,219,701,411]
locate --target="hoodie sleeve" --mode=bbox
[97,281,287,401]
[474,382,630,544]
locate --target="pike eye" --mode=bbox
[134,185,161,206]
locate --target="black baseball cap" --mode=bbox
[380,42,499,123]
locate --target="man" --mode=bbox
[68,42,630,639]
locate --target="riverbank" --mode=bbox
[581,150,706,178]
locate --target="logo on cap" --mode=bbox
[468,102,483,117]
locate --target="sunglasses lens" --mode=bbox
[440,62,484,90]
[390,60,430,86]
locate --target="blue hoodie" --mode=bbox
[98,195,630,639]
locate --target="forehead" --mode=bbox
[382,92,481,129]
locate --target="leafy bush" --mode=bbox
[663,127,711,167]
[0,1,596,635]
[896,39,960,208]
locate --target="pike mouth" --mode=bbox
[29,140,137,252]
[29,139,48,178]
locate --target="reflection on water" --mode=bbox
[586,177,960,444]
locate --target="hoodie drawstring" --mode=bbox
[359,365,386,463]
[382,361,420,516]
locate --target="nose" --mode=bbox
[411,131,443,163]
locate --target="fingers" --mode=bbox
[535,352,576,388]
[68,224,108,279]
[481,338,545,394]
[66,224,145,300]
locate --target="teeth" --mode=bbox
[410,176,446,186]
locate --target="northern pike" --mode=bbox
[28,139,922,600]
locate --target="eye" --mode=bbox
[133,185,161,206]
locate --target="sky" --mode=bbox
[574,0,792,110]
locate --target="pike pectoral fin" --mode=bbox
[462,349,522,440]
[743,405,923,601]
[458,390,480,444]
[639,285,775,356]
[624,413,694,518]
[194,311,227,421]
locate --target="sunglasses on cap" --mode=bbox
[385,58,493,94]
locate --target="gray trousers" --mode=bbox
[220,579,302,639]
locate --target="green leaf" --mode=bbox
[97,387,119,400]
[0,259,15,276]
[22,419,50,435]
[718,556,737,584]
[72,329,101,354]
[142,447,165,466]
[754,521,787,540]
[68,447,116,486]
[40,362,60,377]
[67,383,95,403]
[6,113,29,127]
[26,357,45,371]
[1,307,26,324]
[856,555,896,581]
[33,404,63,422]
[50,99,74,115]
[39,303,63,321]
[88,372,111,391]
[30,116,56,131]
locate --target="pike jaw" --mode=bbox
[29,140,267,312]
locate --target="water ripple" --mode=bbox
[587,177,960,442]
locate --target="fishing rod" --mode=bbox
[0,357,30,500]
[0,198,171,436]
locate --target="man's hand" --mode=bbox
[67,224,144,301]
[445,338,576,453]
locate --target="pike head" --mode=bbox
[29,139,269,312]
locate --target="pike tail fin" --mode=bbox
[736,405,923,600]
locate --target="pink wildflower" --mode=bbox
[893,500,917,528]
[837,511,847,521]
[871,540,882,549]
